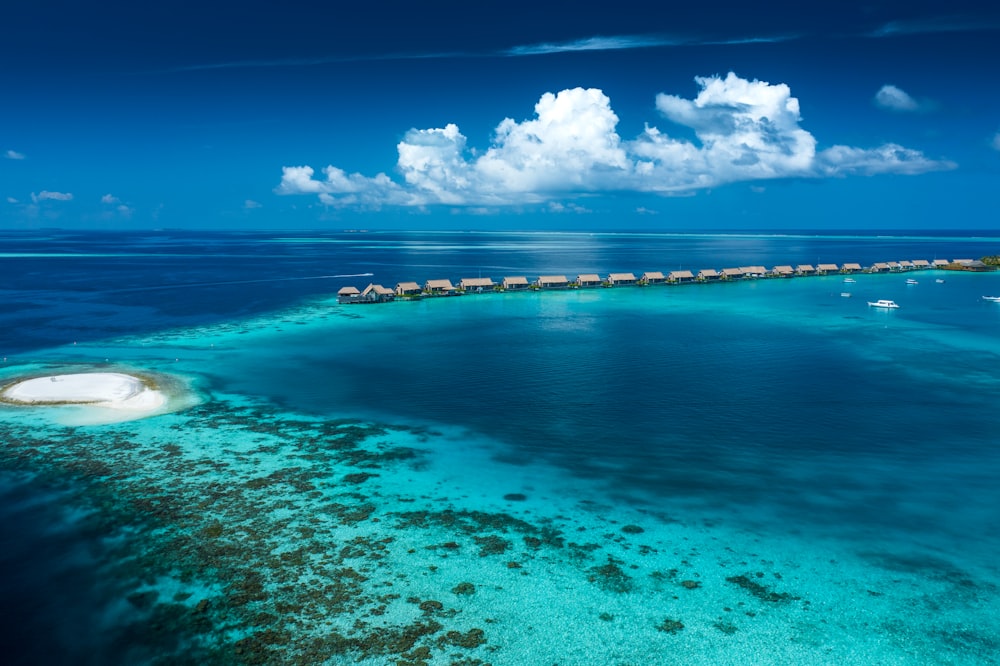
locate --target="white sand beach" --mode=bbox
[1,372,166,412]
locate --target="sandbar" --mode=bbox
[1,372,166,412]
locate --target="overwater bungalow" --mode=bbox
[502,276,530,290]
[770,265,794,277]
[395,281,423,298]
[841,263,862,273]
[795,264,816,276]
[337,286,361,304]
[897,260,914,270]
[886,261,901,271]
[720,268,745,280]
[869,262,890,273]
[459,277,495,293]
[911,259,931,269]
[361,284,394,303]
[668,270,695,283]
[425,278,457,296]
[641,271,666,285]
[607,272,638,286]
[740,266,767,278]
[577,273,603,288]
[536,275,570,289]
[698,269,720,281]
[932,259,950,267]
[816,263,839,275]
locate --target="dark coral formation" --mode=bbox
[725,574,800,603]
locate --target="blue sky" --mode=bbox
[2,0,999,230]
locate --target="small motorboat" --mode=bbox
[906,278,918,285]
[935,279,945,283]
[840,292,852,298]
[843,277,856,283]
[982,296,1000,302]
[868,299,900,309]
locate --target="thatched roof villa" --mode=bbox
[361,284,394,303]
[607,272,638,286]
[536,275,570,289]
[459,277,495,292]
[577,274,602,288]
[425,279,456,295]
[502,276,530,290]
[337,286,361,304]
[395,281,422,297]
[668,270,695,283]
[641,271,666,284]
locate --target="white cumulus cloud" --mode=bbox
[278,73,954,208]
[31,191,73,203]
[874,84,920,112]
[5,149,25,160]
[101,193,120,204]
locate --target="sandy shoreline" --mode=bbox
[1,372,167,412]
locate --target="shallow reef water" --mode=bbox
[1,386,998,665]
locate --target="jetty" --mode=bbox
[334,258,993,303]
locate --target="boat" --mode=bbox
[868,299,900,309]
[840,292,852,298]
[935,279,945,283]
[982,296,1000,302]
[906,278,918,285]
[843,278,856,283]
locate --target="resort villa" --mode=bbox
[535,275,570,289]
[459,277,496,293]
[502,276,530,291]
[607,272,638,286]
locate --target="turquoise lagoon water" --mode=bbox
[1,231,999,664]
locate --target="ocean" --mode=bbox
[1,229,999,665]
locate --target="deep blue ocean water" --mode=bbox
[1,229,999,664]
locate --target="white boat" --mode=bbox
[868,299,900,309]
[840,292,852,298]
[935,279,945,283]
[906,278,918,285]
[843,277,856,283]
[983,296,1000,302]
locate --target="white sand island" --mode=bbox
[1,372,167,415]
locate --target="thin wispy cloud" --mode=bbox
[870,15,1000,38]
[178,32,797,72]
[505,35,682,56]
[505,33,797,56]
[991,132,1000,151]
[5,149,25,160]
